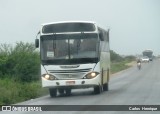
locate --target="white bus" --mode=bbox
[35,21,110,97]
[142,49,153,61]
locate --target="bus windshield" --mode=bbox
[40,33,99,65]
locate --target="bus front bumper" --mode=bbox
[42,76,101,89]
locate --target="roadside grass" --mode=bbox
[111,60,135,74]
[0,78,48,105]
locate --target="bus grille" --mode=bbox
[48,68,92,79]
[48,68,92,73]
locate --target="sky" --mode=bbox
[0,0,160,56]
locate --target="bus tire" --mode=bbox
[94,85,101,94]
[103,83,109,91]
[58,88,65,95]
[49,88,57,97]
[65,88,71,96]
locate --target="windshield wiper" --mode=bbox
[77,39,81,50]
[53,33,56,49]
[76,32,84,54]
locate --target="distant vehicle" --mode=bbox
[137,62,141,70]
[142,49,153,61]
[136,58,141,70]
[35,21,110,97]
[141,56,149,62]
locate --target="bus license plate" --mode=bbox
[66,81,75,85]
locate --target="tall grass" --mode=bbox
[0,77,48,105]
[110,60,133,74]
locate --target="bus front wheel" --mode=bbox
[58,88,65,95]
[49,88,57,97]
[94,85,102,94]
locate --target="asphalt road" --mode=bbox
[1,59,160,114]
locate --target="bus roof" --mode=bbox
[41,21,96,26]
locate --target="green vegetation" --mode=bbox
[0,43,135,105]
[0,78,48,105]
[0,42,40,82]
[0,42,48,105]
[111,60,132,74]
[110,50,135,74]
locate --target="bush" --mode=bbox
[110,50,124,62]
[0,42,40,82]
[0,44,11,77]
[110,51,136,74]
[124,55,136,61]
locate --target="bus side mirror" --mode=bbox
[99,33,104,41]
[107,29,110,42]
[35,39,39,48]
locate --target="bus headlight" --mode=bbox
[42,74,56,80]
[85,72,99,79]
[44,74,50,80]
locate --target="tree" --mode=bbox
[0,42,40,82]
